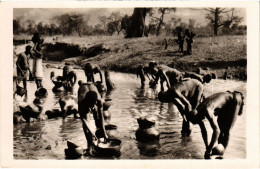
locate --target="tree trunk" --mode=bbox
[125,8,148,38]
[214,9,219,36]
[156,13,165,36]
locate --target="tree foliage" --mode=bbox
[106,11,122,35]
[13,8,246,37]
[53,13,86,37]
[205,8,243,36]
[149,8,176,36]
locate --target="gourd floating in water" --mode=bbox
[212,144,225,156]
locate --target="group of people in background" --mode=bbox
[13,32,244,159]
[176,28,196,55]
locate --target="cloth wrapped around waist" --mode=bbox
[33,58,43,79]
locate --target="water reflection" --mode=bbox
[13,69,247,159]
[137,140,160,157]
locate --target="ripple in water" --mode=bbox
[14,69,246,159]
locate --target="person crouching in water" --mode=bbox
[84,63,103,83]
[62,65,77,91]
[186,91,244,159]
[78,82,108,154]
[158,79,204,136]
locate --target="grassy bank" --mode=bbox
[14,35,247,80]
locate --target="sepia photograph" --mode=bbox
[0,1,259,168]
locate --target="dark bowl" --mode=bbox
[64,148,83,159]
[94,139,121,157]
[35,87,48,98]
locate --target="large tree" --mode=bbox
[121,14,132,34]
[98,15,109,33]
[54,13,85,37]
[26,19,36,35]
[106,11,122,35]
[149,8,176,36]
[68,14,84,37]
[205,8,243,36]
[125,8,150,38]
[13,19,22,35]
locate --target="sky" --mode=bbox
[13,8,246,27]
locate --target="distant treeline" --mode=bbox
[13,8,246,37]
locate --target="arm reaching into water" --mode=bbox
[160,70,171,90]
[68,71,77,86]
[95,67,103,83]
[93,100,108,141]
[81,117,98,140]
[174,90,192,112]
[97,100,108,140]
[198,121,211,159]
[194,84,204,109]
[205,109,220,154]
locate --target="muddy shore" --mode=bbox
[13,35,247,80]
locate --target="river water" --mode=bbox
[13,68,246,159]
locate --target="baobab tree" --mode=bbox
[205,8,243,36]
[125,8,151,38]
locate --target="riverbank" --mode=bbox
[14,35,247,80]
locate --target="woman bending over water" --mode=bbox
[187,91,244,159]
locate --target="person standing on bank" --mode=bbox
[32,42,44,88]
[184,29,196,55]
[177,29,184,53]
[16,45,32,90]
